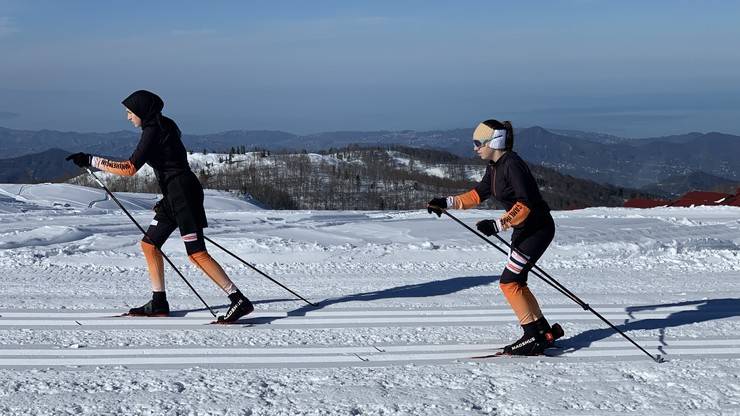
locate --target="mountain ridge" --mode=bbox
[2,125,738,189]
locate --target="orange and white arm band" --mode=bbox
[447,189,481,210]
[91,156,138,176]
[499,201,531,230]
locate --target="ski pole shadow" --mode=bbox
[549,298,740,356]
[230,274,501,325]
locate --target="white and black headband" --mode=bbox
[473,123,507,149]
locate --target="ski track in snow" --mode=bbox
[0,184,738,415]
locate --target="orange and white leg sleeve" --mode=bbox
[188,251,238,295]
[141,241,165,292]
[499,281,543,325]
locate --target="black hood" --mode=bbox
[122,90,164,124]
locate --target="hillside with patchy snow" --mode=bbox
[67,148,648,211]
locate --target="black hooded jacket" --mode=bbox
[122,90,191,190]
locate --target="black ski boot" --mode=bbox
[216,291,254,324]
[127,292,170,317]
[502,317,564,356]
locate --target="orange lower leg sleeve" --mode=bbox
[188,251,237,294]
[499,281,543,325]
[141,241,165,292]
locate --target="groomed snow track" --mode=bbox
[2,303,737,369]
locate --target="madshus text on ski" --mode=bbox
[66,90,658,360]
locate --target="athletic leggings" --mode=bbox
[500,214,555,284]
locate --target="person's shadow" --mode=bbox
[549,298,740,356]
[228,274,501,325]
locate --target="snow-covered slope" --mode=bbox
[0,184,738,415]
[0,183,262,214]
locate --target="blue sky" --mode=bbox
[1,0,739,136]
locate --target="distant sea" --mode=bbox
[513,108,740,138]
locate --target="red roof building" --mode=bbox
[669,191,733,207]
[625,188,740,208]
[722,189,740,207]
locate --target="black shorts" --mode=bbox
[500,214,555,284]
[142,171,208,255]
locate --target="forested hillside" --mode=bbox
[69,146,652,210]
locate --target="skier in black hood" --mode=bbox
[66,90,253,323]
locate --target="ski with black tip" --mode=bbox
[470,350,506,359]
[470,347,563,359]
[209,317,253,325]
[110,312,170,318]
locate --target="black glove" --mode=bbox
[476,218,503,236]
[427,197,447,217]
[65,152,92,168]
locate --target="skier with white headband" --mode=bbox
[427,119,563,355]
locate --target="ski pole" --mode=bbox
[203,236,317,307]
[85,168,218,318]
[441,210,665,363]
[443,211,583,306]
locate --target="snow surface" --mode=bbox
[0,183,739,415]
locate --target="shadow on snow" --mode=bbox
[227,274,500,325]
[168,297,298,317]
[550,298,740,355]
